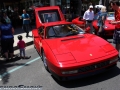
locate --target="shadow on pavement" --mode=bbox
[52,66,120,88]
[14,25,35,35]
[0,55,30,84]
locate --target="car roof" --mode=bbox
[43,21,72,27]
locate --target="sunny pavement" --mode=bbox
[13,27,34,50]
[14,31,33,50]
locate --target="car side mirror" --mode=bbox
[38,26,45,38]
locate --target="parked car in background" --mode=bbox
[72,12,115,36]
[106,12,115,20]
[92,12,115,36]
[32,6,118,81]
[72,16,86,29]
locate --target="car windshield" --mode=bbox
[46,24,85,38]
[107,12,115,20]
[107,12,114,17]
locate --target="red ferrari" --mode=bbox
[32,6,118,81]
[72,12,115,36]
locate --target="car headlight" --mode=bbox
[62,70,78,74]
[109,57,118,64]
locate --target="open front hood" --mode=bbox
[45,34,116,63]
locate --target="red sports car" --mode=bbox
[72,12,115,36]
[32,6,118,81]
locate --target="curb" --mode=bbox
[13,41,33,51]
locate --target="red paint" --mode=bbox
[32,6,118,79]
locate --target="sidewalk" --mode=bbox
[13,27,33,50]
[0,27,33,61]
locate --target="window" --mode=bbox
[38,9,61,23]
[47,27,56,37]
[46,24,85,38]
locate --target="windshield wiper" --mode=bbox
[65,33,78,37]
[65,31,79,36]
[48,35,62,38]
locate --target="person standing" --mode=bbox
[3,12,11,24]
[97,6,107,39]
[17,35,26,59]
[110,0,120,59]
[17,35,31,59]
[83,5,94,33]
[19,9,30,37]
[0,18,14,60]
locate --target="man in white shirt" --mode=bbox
[83,5,94,33]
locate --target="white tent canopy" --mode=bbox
[95,5,104,9]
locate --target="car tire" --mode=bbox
[33,39,36,49]
[42,51,49,71]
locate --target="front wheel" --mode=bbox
[42,51,48,70]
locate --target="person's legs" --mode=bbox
[8,38,14,59]
[97,26,102,35]
[4,52,9,59]
[26,24,29,37]
[20,48,22,58]
[115,44,120,52]
[22,24,27,33]
[113,30,120,58]
[115,44,120,61]
[1,40,9,59]
[89,22,94,33]
[85,21,90,32]
[85,21,89,29]
[9,53,13,59]
[97,26,106,39]
[23,49,25,59]
[86,21,93,33]
[23,24,29,37]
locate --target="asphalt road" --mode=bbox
[0,41,120,90]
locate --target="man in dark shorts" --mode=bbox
[110,0,120,59]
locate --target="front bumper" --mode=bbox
[50,63,117,81]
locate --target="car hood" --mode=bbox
[45,34,115,63]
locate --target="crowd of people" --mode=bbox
[83,0,120,60]
[0,9,31,61]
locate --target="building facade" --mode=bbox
[0,0,101,21]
